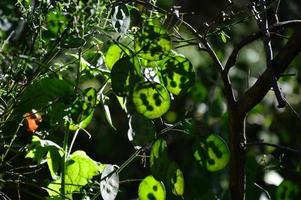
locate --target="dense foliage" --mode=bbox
[0,0,301,199]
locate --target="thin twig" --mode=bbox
[246,141,301,155]
[224,20,301,74]
[259,0,286,108]
[254,182,272,200]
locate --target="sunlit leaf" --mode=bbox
[25,135,62,165]
[132,82,170,119]
[46,9,67,36]
[100,165,119,200]
[276,180,299,200]
[166,162,184,196]
[105,44,124,70]
[150,138,169,180]
[69,88,97,130]
[127,113,155,149]
[47,151,101,198]
[194,134,230,172]
[46,148,63,180]
[159,54,195,95]
[135,24,171,61]
[138,175,166,200]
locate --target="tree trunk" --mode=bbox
[228,103,246,200]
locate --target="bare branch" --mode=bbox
[259,0,286,108]
[224,20,301,74]
[246,141,301,155]
[239,27,301,115]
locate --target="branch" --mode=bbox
[259,0,286,108]
[133,0,236,103]
[239,27,301,115]
[224,20,301,74]
[246,141,301,155]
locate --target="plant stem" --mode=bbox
[68,128,80,156]
[61,125,70,198]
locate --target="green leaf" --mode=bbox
[111,4,130,34]
[220,31,229,43]
[132,82,170,119]
[135,24,171,61]
[47,151,101,198]
[69,88,97,131]
[26,136,62,165]
[138,175,166,200]
[105,44,124,70]
[159,54,195,95]
[276,180,300,200]
[100,164,119,200]
[166,162,184,196]
[127,113,156,149]
[17,77,73,115]
[110,56,136,97]
[47,148,63,180]
[46,9,67,36]
[194,134,230,172]
[150,138,169,180]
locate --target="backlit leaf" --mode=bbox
[132,82,170,119]
[159,55,195,95]
[138,175,166,200]
[47,151,101,198]
[150,138,169,180]
[166,162,184,196]
[135,24,171,61]
[105,44,124,70]
[25,135,62,165]
[194,134,230,172]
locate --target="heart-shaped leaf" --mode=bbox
[47,151,102,198]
